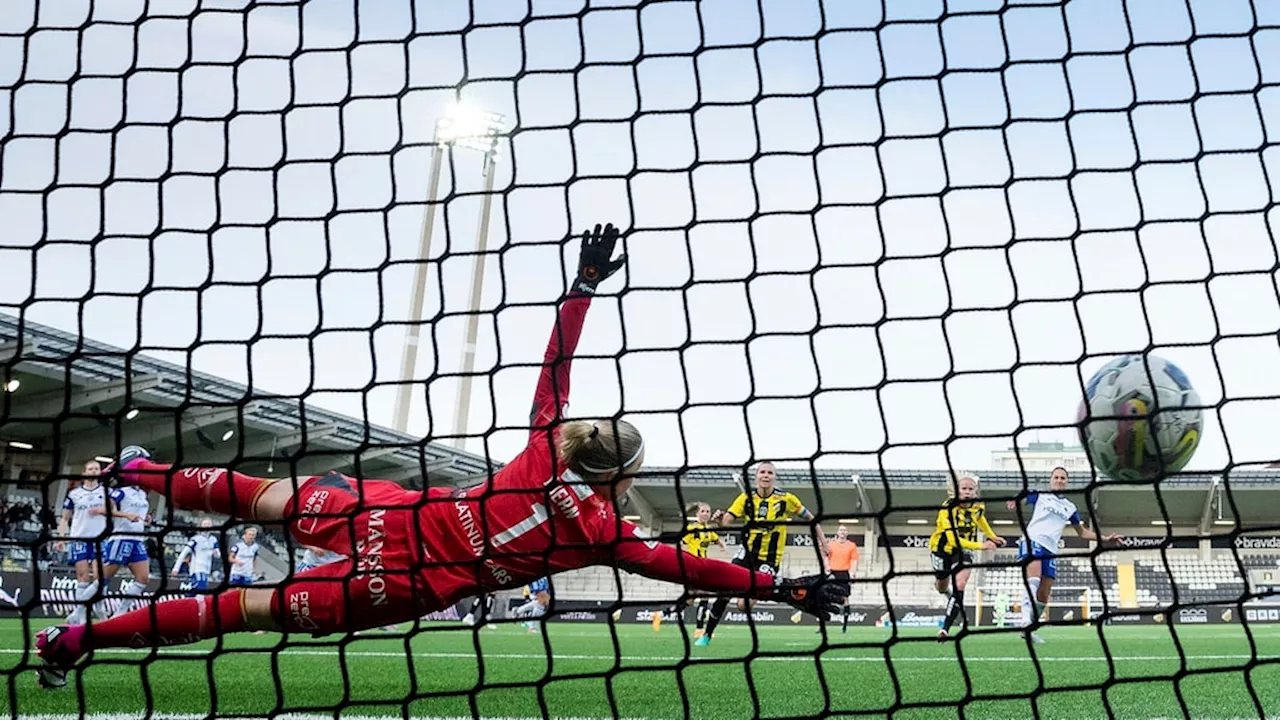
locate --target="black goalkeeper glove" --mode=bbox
[573,223,627,295]
[771,574,849,619]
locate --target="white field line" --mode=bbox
[0,647,1273,664]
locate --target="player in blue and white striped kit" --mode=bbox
[227,527,260,586]
[513,577,551,631]
[1007,467,1122,644]
[172,518,220,593]
[57,461,113,624]
[101,485,151,618]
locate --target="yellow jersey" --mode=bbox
[682,522,720,558]
[727,490,807,568]
[929,500,997,555]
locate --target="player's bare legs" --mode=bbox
[34,447,293,688]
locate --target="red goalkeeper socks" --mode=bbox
[120,460,274,517]
[85,591,249,650]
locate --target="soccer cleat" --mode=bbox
[103,446,152,486]
[34,625,84,690]
[937,629,949,643]
[1026,630,1046,644]
[651,611,663,632]
[693,635,711,647]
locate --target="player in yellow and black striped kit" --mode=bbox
[932,472,1005,641]
[652,502,727,636]
[697,462,829,646]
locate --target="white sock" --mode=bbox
[515,600,546,618]
[113,580,146,617]
[67,581,98,624]
[1022,577,1042,627]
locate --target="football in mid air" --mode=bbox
[1078,354,1202,481]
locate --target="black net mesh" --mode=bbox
[2,0,1280,718]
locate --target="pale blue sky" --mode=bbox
[2,0,1279,475]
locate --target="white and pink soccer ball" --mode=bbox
[1077,354,1203,481]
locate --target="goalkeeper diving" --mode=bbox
[34,224,849,689]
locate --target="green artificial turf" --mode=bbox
[2,618,1278,719]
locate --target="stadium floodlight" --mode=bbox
[837,518,861,524]
[1214,519,1235,525]
[3,379,18,392]
[394,100,508,441]
[906,518,928,525]
[94,456,113,464]
[125,408,140,420]
[991,519,1015,525]
[7,441,33,450]
[221,429,236,442]
[435,101,505,155]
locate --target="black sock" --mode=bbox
[943,587,965,632]
[842,604,849,630]
[664,604,680,617]
[696,599,709,629]
[703,597,731,638]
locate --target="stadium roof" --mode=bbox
[0,312,493,487]
[4,312,1276,530]
[629,467,1280,529]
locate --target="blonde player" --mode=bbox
[697,463,829,647]
[931,472,1004,641]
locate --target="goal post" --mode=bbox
[974,585,1094,628]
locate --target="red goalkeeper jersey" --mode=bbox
[415,293,777,608]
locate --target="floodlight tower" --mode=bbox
[393,102,506,444]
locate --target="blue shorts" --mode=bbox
[528,577,549,595]
[186,573,210,592]
[66,541,99,564]
[295,563,316,574]
[103,538,149,566]
[229,575,254,586]
[1017,539,1058,579]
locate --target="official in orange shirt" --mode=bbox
[827,524,859,633]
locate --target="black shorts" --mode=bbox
[930,549,973,580]
[829,570,851,582]
[732,553,778,577]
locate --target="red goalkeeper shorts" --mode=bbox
[275,471,437,634]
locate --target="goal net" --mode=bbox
[2,0,1279,718]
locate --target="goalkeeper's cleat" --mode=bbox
[693,635,711,647]
[35,625,84,690]
[103,446,151,486]
[651,611,663,632]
